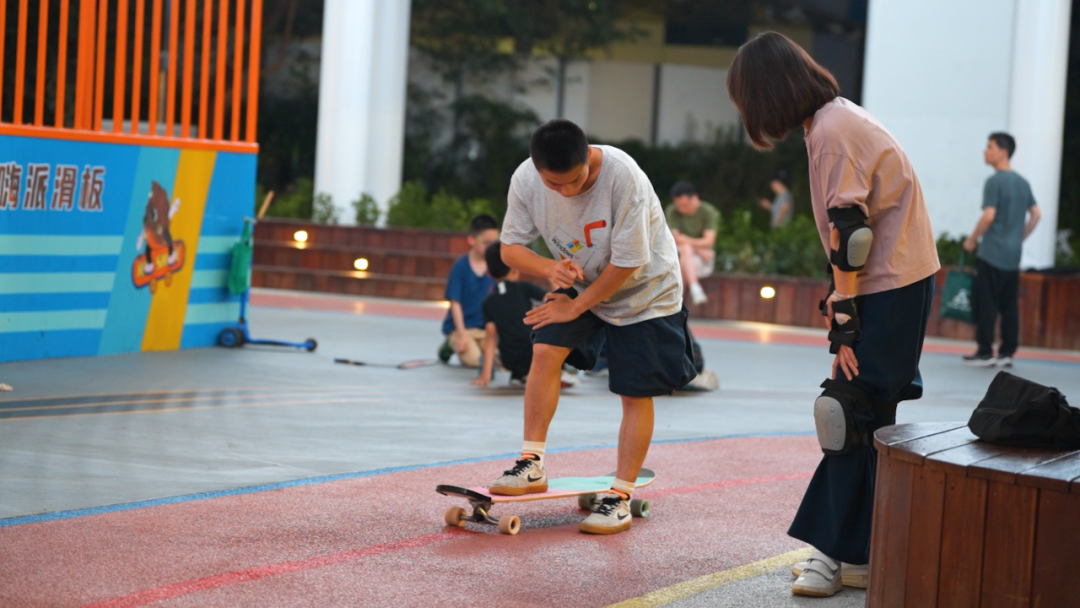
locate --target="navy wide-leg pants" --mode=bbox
[787,275,935,565]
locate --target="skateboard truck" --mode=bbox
[436,485,521,535]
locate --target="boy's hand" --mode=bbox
[550,258,584,289]
[454,333,471,353]
[524,293,583,329]
[470,376,490,388]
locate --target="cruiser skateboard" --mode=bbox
[436,468,655,535]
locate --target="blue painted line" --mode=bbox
[194,252,232,271]
[0,292,112,313]
[0,431,813,528]
[0,255,119,273]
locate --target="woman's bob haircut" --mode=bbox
[727,32,840,150]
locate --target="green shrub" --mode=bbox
[936,232,968,267]
[352,194,381,226]
[264,177,315,220]
[312,193,339,224]
[713,210,827,277]
[386,180,500,231]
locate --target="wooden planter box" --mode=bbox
[869,423,1080,608]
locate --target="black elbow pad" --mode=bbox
[828,206,873,271]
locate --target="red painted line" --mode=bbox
[74,471,813,608]
[638,471,815,500]
[78,530,474,608]
[250,291,447,320]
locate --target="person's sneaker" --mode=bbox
[437,340,454,364]
[997,355,1014,368]
[579,495,632,535]
[792,559,868,588]
[792,550,843,597]
[560,370,579,388]
[962,353,997,367]
[689,282,708,305]
[509,375,527,387]
[488,457,547,496]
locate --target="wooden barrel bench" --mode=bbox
[867,422,1080,608]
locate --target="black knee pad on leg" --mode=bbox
[814,379,871,456]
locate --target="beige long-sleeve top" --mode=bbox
[805,97,940,295]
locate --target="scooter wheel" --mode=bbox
[305,339,317,352]
[218,328,245,348]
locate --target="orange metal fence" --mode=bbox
[0,0,262,152]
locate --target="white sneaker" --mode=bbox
[489,457,547,496]
[579,495,632,535]
[997,356,1014,368]
[792,550,843,597]
[792,559,867,588]
[560,371,579,388]
[689,282,708,305]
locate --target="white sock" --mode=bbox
[611,477,636,500]
[522,441,546,464]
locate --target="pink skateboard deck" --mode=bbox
[436,469,655,535]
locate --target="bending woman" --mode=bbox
[727,32,939,598]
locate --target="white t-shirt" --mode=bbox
[501,145,683,325]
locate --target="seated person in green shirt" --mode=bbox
[665,181,719,305]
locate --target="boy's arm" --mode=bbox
[503,243,583,289]
[470,322,498,387]
[524,263,638,329]
[1023,204,1041,240]
[449,301,469,351]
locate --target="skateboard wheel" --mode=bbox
[305,339,318,352]
[577,493,597,510]
[630,499,650,518]
[444,506,466,527]
[497,514,520,535]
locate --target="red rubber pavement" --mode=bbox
[0,435,820,608]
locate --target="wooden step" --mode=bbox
[252,265,448,301]
[253,241,457,279]
[255,219,470,255]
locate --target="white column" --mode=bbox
[1010,0,1072,269]
[314,0,411,225]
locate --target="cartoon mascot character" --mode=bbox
[135,181,181,275]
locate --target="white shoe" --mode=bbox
[792,550,843,597]
[996,356,1014,368]
[579,496,632,535]
[684,369,720,391]
[560,370,579,388]
[792,559,867,588]
[689,282,708,305]
[489,457,547,496]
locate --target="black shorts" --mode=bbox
[532,289,697,397]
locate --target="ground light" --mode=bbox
[354,258,370,271]
[293,230,309,243]
[760,286,776,299]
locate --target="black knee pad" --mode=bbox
[814,379,871,456]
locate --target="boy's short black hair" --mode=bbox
[469,214,499,236]
[773,169,790,188]
[989,132,1016,158]
[670,181,697,199]
[484,241,510,280]
[530,119,590,173]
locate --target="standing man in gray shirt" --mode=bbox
[962,132,1041,367]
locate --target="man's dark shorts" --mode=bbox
[532,289,697,397]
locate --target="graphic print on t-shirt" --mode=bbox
[550,222,608,282]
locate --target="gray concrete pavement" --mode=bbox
[1,293,1077,606]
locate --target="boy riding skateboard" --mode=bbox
[489,119,697,534]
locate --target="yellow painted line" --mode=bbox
[604,547,812,608]
[142,149,217,351]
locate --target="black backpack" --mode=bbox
[968,371,1080,450]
